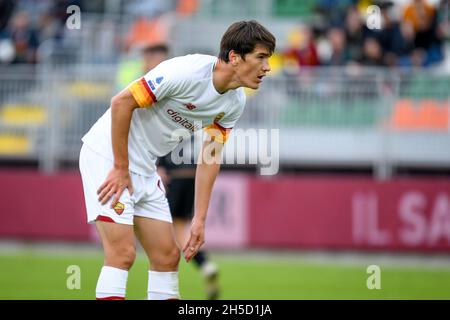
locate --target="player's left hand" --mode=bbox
[183,220,205,263]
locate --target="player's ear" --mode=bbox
[228,50,239,66]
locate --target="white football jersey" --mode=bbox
[82,54,246,176]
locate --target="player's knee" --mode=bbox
[120,245,137,268]
[171,247,181,265]
[107,244,136,269]
[164,246,180,268]
[125,246,137,268]
[152,246,180,270]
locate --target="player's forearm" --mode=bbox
[110,94,136,169]
[194,161,221,223]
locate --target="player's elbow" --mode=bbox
[110,95,124,113]
[110,90,138,112]
[110,94,127,110]
[110,94,120,108]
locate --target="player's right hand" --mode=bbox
[183,220,205,263]
[97,167,134,208]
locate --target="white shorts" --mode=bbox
[79,144,172,225]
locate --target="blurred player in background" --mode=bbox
[79,20,275,300]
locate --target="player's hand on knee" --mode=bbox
[97,167,134,208]
[183,220,205,263]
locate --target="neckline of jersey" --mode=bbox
[210,57,226,97]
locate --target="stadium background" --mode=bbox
[0,0,450,299]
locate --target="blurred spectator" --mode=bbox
[315,0,357,26]
[403,0,435,35]
[360,36,384,65]
[400,0,444,67]
[393,21,419,66]
[344,5,369,62]
[312,0,446,68]
[283,26,320,71]
[8,11,39,63]
[403,0,437,50]
[378,2,415,66]
[436,0,450,41]
[326,27,349,65]
[0,0,446,69]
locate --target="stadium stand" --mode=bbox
[0,0,448,177]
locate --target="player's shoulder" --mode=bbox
[157,54,216,82]
[180,53,216,65]
[235,87,246,105]
[164,54,215,72]
[220,87,246,121]
[230,87,246,109]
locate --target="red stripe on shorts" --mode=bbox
[96,215,115,223]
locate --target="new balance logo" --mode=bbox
[185,103,197,110]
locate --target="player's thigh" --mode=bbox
[96,220,135,256]
[134,216,179,258]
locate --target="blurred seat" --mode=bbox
[65,81,111,99]
[0,104,46,158]
[0,104,47,126]
[0,133,30,155]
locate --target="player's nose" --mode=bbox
[263,60,271,73]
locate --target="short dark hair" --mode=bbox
[142,44,169,55]
[219,20,276,62]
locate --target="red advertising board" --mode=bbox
[0,170,449,252]
[249,176,450,251]
[0,170,93,241]
[203,174,248,249]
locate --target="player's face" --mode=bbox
[235,44,272,90]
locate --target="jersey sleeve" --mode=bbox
[204,91,246,144]
[127,59,184,108]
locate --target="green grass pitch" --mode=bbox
[1,250,450,299]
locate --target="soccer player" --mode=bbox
[129,42,221,299]
[79,20,275,300]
